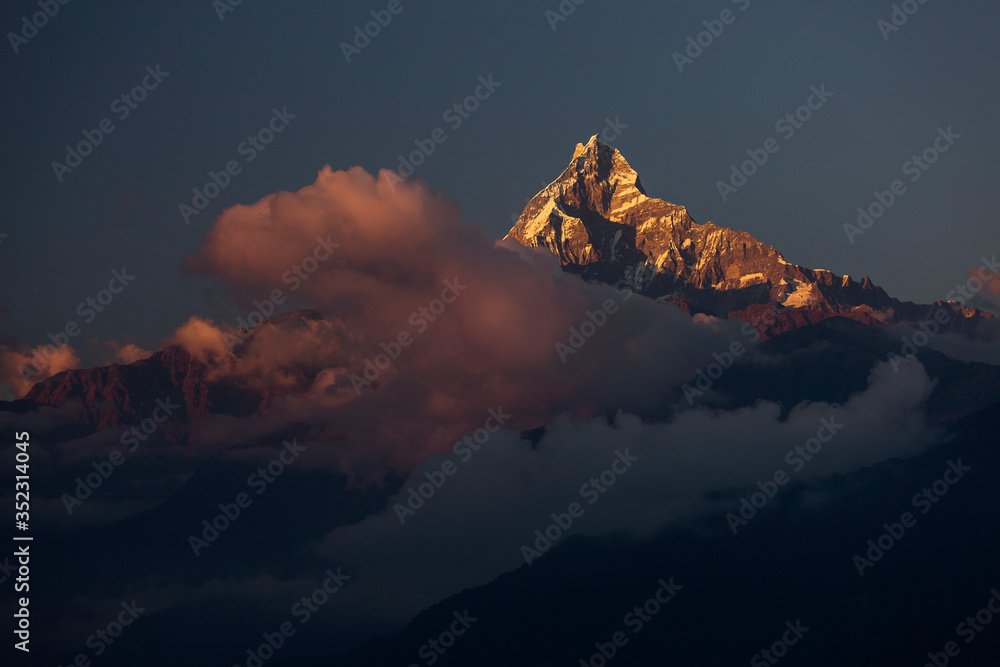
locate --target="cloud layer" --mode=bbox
[0,342,80,400]
[306,360,938,623]
[177,165,741,479]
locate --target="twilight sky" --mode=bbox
[2,0,999,368]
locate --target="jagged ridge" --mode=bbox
[505,135,990,334]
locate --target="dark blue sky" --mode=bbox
[2,0,998,366]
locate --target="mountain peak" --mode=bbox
[572,134,613,160]
[505,137,698,271]
[503,137,988,333]
[566,135,643,196]
[503,136,650,251]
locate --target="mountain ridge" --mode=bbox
[504,134,991,335]
[5,137,996,424]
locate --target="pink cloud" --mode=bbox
[0,343,81,399]
[181,165,735,479]
[107,342,155,364]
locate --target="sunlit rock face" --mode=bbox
[505,135,991,335]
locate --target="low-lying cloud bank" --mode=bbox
[309,359,939,630]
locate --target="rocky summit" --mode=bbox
[504,135,988,335]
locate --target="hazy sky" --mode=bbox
[2,0,998,366]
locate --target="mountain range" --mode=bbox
[12,134,996,431]
[506,135,991,335]
[4,136,999,667]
